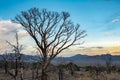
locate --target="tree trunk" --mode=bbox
[4,62,8,74]
[15,59,18,77]
[36,67,39,79]
[41,69,47,80]
[59,68,63,80]
[20,68,24,80]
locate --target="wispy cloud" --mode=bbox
[79,46,104,50]
[111,18,119,23]
[71,46,120,55]
[91,46,104,49]
[102,12,120,32]
[111,15,120,23]
[103,31,115,36]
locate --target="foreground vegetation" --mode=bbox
[0,61,120,80]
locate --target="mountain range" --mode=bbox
[0,53,120,66]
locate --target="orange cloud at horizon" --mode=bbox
[64,46,120,56]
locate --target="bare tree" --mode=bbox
[6,32,23,80]
[13,8,86,80]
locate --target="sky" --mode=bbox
[0,0,120,56]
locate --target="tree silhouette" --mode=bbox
[6,32,23,80]
[13,8,86,80]
[66,62,79,75]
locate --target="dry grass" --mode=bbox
[0,69,120,80]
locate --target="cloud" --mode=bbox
[112,52,120,55]
[102,14,120,31]
[79,47,86,49]
[0,20,33,53]
[0,20,21,32]
[111,15,120,23]
[71,46,120,55]
[91,47,104,49]
[79,46,104,51]
[103,31,115,36]
[111,18,119,23]
[0,20,20,43]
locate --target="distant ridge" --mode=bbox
[53,54,120,65]
[0,53,39,62]
[0,53,120,65]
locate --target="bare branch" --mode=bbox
[13,8,86,78]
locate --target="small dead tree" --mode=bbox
[6,32,23,80]
[13,8,86,80]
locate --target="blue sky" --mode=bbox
[0,0,120,56]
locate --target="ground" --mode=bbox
[0,68,120,80]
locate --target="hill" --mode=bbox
[0,53,120,66]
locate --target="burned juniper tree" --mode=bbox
[6,32,23,80]
[13,8,86,80]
